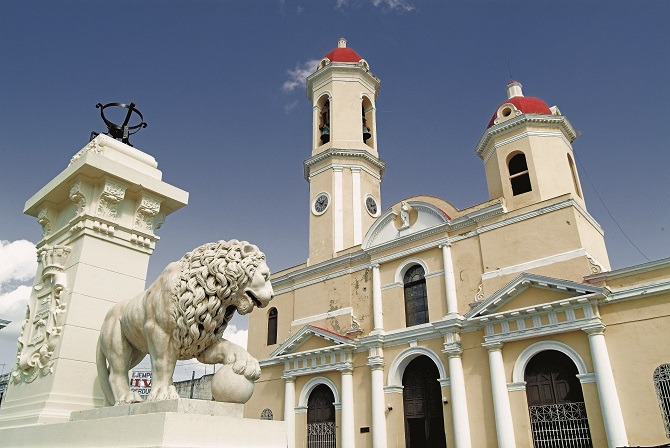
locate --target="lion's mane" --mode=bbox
[171,240,265,359]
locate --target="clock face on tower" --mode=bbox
[366,195,379,217]
[313,192,330,215]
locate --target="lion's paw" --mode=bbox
[229,352,261,381]
[116,391,144,405]
[146,385,180,402]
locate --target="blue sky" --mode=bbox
[1,0,669,379]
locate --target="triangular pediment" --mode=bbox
[270,325,355,358]
[466,273,605,319]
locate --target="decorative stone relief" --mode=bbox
[399,201,411,229]
[96,179,126,221]
[474,283,484,302]
[69,139,103,166]
[36,203,57,238]
[587,255,603,274]
[12,245,71,384]
[134,195,161,234]
[261,408,274,420]
[69,181,87,217]
[345,315,363,336]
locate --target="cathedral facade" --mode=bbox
[245,39,670,448]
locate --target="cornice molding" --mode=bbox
[480,130,573,164]
[272,198,600,295]
[585,257,670,283]
[475,114,578,159]
[304,148,386,181]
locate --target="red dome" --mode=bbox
[487,96,552,128]
[324,47,362,63]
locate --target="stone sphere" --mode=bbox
[211,364,255,403]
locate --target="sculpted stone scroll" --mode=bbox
[96,240,274,405]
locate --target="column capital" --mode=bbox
[482,341,504,351]
[338,363,354,373]
[442,343,463,358]
[367,356,385,369]
[282,374,296,382]
[371,263,380,269]
[582,323,606,335]
[438,241,452,249]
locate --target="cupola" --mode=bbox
[488,80,553,128]
[317,38,370,71]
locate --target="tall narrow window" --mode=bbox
[654,364,670,438]
[508,152,532,196]
[567,154,582,198]
[319,99,330,144]
[403,265,429,327]
[267,307,278,346]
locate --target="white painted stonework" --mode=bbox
[0,399,287,447]
[0,135,188,429]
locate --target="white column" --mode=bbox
[284,376,296,448]
[585,325,628,448]
[352,167,362,246]
[341,369,356,447]
[486,342,516,448]
[445,348,472,448]
[440,243,458,316]
[369,347,387,448]
[333,166,343,252]
[372,264,384,332]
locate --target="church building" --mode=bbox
[244,39,670,448]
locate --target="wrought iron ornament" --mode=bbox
[92,102,147,146]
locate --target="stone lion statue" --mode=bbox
[96,240,274,405]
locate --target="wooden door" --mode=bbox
[402,356,447,448]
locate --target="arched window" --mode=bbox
[508,152,532,196]
[403,265,429,327]
[319,98,330,145]
[267,307,278,346]
[654,364,670,437]
[362,96,375,149]
[567,154,582,198]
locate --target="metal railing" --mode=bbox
[529,402,593,448]
[307,421,336,448]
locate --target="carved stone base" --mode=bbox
[0,399,287,447]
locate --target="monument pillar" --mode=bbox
[0,135,188,428]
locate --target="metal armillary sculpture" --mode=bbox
[93,102,147,146]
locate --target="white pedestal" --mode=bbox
[0,399,287,447]
[0,135,188,428]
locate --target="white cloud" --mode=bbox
[223,323,248,350]
[336,0,414,12]
[284,100,299,114]
[0,240,37,291]
[0,285,31,323]
[282,59,320,93]
[372,0,414,11]
[0,285,32,374]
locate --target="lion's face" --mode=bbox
[235,260,274,315]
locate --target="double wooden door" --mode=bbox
[402,356,447,448]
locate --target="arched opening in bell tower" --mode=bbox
[317,94,331,146]
[362,95,375,150]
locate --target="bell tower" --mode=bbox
[476,80,586,212]
[304,38,385,265]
